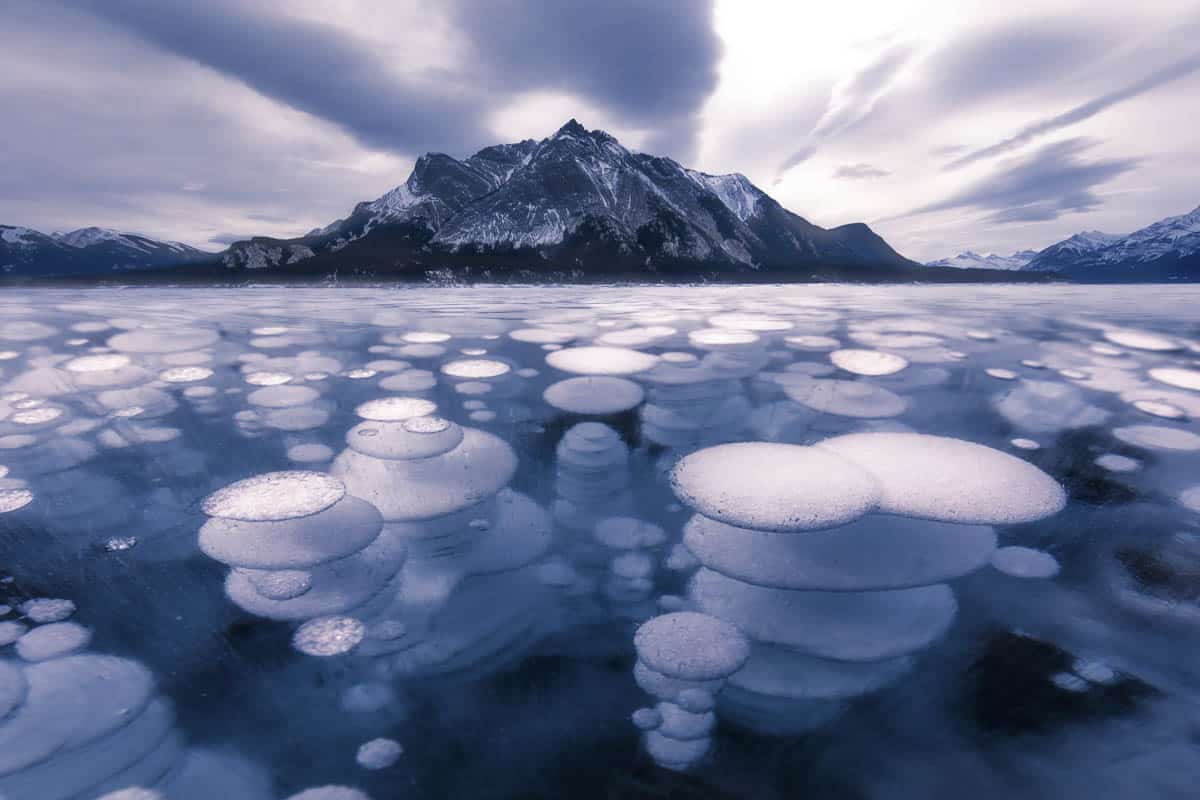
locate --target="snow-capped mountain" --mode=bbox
[925,250,1038,271]
[0,225,210,277]
[222,119,916,278]
[1024,208,1200,280]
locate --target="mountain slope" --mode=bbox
[1,225,211,277]
[221,119,918,279]
[1025,209,1200,280]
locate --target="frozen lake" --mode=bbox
[1,284,1199,800]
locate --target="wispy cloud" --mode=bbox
[834,163,891,179]
[902,138,1138,223]
[945,54,1200,170]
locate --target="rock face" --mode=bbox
[1023,207,1200,280]
[220,119,917,279]
[0,226,211,278]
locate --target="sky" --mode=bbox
[2,0,1198,262]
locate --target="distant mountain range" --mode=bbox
[926,206,1200,281]
[4,120,1194,283]
[1,226,210,277]
[925,250,1039,271]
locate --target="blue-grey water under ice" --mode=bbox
[1,284,1200,800]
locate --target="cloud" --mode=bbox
[776,144,818,176]
[946,53,1200,169]
[929,19,1114,108]
[63,0,490,156]
[911,138,1138,224]
[64,0,723,162]
[834,163,891,179]
[448,0,721,160]
[811,42,919,139]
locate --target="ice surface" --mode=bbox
[1,285,1198,797]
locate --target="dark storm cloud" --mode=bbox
[946,53,1200,170]
[910,138,1138,224]
[64,0,721,161]
[63,0,489,156]
[448,0,721,159]
[834,163,891,179]
[208,233,250,246]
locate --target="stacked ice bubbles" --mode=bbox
[329,397,554,680]
[658,434,1066,737]
[199,470,403,631]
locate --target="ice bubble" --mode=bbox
[684,513,996,591]
[1051,672,1089,692]
[15,621,91,661]
[341,682,395,713]
[244,569,313,600]
[1133,399,1186,419]
[202,471,346,521]
[107,327,219,354]
[292,615,365,657]
[991,546,1060,578]
[598,326,677,347]
[104,536,138,552]
[96,789,164,800]
[246,385,321,408]
[354,396,437,421]
[1010,438,1040,450]
[344,368,378,380]
[595,517,667,549]
[818,433,1067,525]
[675,688,715,714]
[64,353,131,373]
[1179,485,1200,513]
[708,313,793,331]
[634,612,750,681]
[670,442,880,532]
[403,331,451,343]
[632,707,662,730]
[0,620,28,645]
[0,488,34,513]
[1102,329,1180,351]
[690,568,957,661]
[244,371,293,386]
[201,495,381,569]
[378,369,437,392]
[992,379,1108,434]
[644,730,709,768]
[781,378,908,418]
[785,335,840,351]
[1022,360,1046,369]
[366,619,408,640]
[356,737,403,770]
[986,368,1018,380]
[543,376,645,415]
[159,366,213,383]
[1096,454,1140,473]
[688,328,760,349]
[655,700,716,739]
[546,346,660,376]
[1112,424,1200,452]
[1148,367,1200,391]
[509,327,578,344]
[288,443,335,464]
[1072,658,1118,685]
[830,349,908,377]
[19,598,76,623]
[284,788,372,800]
[11,406,64,425]
[0,659,26,718]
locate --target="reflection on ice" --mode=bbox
[0,284,1198,798]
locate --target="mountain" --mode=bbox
[0,225,211,277]
[1024,208,1200,280]
[217,119,921,281]
[926,249,1037,271]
